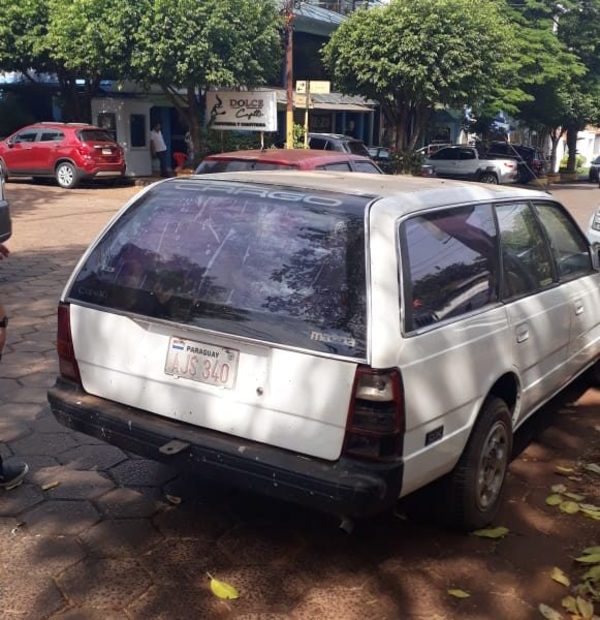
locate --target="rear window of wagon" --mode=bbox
[68,180,370,358]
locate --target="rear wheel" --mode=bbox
[439,396,512,530]
[479,172,499,184]
[55,162,79,189]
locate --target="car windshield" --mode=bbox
[196,160,293,173]
[79,129,115,143]
[69,180,369,358]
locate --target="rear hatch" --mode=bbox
[66,179,370,460]
[79,129,122,163]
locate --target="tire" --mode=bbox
[438,396,513,530]
[55,162,79,189]
[479,172,499,184]
[0,160,8,181]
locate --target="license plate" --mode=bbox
[164,337,239,389]
[102,148,112,155]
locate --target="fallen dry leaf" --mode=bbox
[583,464,600,476]
[552,484,568,494]
[562,595,578,614]
[564,492,585,502]
[583,547,600,556]
[576,554,600,564]
[547,494,564,506]
[538,602,564,620]
[208,574,239,600]
[448,588,470,599]
[41,481,60,491]
[555,465,576,475]
[552,567,571,588]
[165,494,182,505]
[576,596,594,619]
[560,501,580,515]
[583,566,600,583]
[472,526,509,539]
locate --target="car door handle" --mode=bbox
[516,324,529,343]
[575,302,584,316]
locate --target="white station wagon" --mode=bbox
[48,173,600,530]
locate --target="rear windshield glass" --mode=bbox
[69,180,369,358]
[196,160,293,174]
[79,129,114,143]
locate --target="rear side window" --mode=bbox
[348,141,370,157]
[533,201,592,279]
[429,148,459,161]
[319,162,352,172]
[495,202,555,298]
[80,129,115,143]
[353,161,381,174]
[13,130,38,143]
[401,204,499,331]
[196,160,291,173]
[309,138,327,150]
[69,181,369,358]
[40,131,64,142]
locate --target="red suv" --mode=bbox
[0,123,126,189]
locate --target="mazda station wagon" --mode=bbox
[48,172,600,530]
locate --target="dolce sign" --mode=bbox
[206,91,278,132]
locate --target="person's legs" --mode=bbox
[0,455,28,490]
[157,150,168,177]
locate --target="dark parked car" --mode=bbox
[0,167,10,243]
[588,156,600,183]
[196,149,383,174]
[0,122,126,189]
[486,142,547,183]
[307,133,371,157]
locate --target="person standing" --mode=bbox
[0,244,28,489]
[150,122,168,177]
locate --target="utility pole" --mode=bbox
[285,0,295,149]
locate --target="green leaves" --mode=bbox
[207,574,239,600]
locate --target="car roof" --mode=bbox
[308,133,362,142]
[203,149,372,164]
[171,171,552,217]
[28,123,100,131]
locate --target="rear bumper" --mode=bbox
[47,379,404,518]
[79,162,126,178]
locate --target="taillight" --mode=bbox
[57,302,82,385]
[503,162,516,169]
[343,366,404,461]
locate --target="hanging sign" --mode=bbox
[206,91,278,132]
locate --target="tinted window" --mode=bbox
[353,161,381,174]
[80,129,114,143]
[495,202,555,298]
[14,130,38,143]
[459,149,476,160]
[533,202,592,278]
[429,148,459,161]
[39,131,64,142]
[129,115,146,148]
[69,181,369,358]
[402,204,499,331]
[196,160,291,173]
[320,162,352,172]
[309,138,327,150]
[347,141,370,156]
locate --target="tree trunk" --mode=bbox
[549,127,565,173]
[565,126,579,173]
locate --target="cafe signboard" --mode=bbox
[206,90,278,132]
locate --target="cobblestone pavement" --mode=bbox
[0,180,599,620]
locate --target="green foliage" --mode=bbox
[323,0,519,150]
[130,0,282,90]
[389,150,424,175]
[559,153,586,174]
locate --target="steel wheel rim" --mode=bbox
[475,421,508,510]
[58,165,73,186]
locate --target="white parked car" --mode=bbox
[425,145,519,184]
[48,173,600,530]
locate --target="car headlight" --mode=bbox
[592,209,600,231]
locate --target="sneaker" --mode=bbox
[0,462,29,490]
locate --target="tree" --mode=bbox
[44,0,139,121]
[129,0,282,159]
[323,0,519,151]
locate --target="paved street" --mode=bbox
[0,179,599,619]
